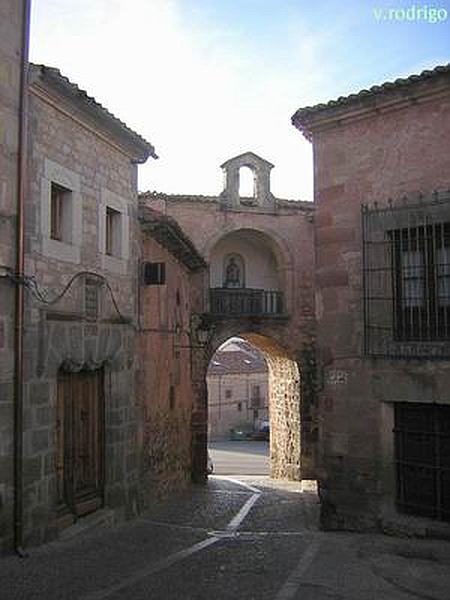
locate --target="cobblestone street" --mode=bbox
[1,476,450,599]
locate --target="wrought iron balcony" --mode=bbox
[209,288,284,316]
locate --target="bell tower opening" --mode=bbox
[239,166,256,200]
[220,152,275,210]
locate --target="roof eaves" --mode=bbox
[139,206,206,272]
[292,64,450,140]
[29,63,157,163]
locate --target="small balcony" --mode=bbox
[209,288,284,316]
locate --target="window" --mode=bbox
[42,159,82,264]
[251,385,261,408]
[225,389,232,399]
[143,262,166,285]
[390,223,450,341]
[394,402,450,522]
[85,278,101,320]
[99,189,129,273]
[50,183,71,241]
[362,192,450,357]
[237,402,242,412]
[105,207,121,256]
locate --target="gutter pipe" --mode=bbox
[14,0,31,557]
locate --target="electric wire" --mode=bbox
[7,269,129,323]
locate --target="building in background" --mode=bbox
[292,64,450,535]
[142,153,316,483]
[207,338,268,441]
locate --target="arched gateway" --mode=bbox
[142,153,316,483]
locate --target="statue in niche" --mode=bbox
[224,256,242,288]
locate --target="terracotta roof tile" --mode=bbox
[292,64,450,139]
[29,63,157,162]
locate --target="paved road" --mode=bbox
[209,440,269,475]
[2,476,450,599]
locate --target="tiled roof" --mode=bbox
[292,64,450,139]
[208,339,267,375]
[29,63,157,162]
[139,205,206,272]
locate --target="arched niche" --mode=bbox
[223,253,245,288]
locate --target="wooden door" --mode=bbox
[56,369,104,523]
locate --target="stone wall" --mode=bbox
[310,73,450,532]
[138,234,202,501]
[18,83,142,547]
[144,186,317,482]
[0,0,27,554]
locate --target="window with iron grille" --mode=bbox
[362,192,450,357]
[394,402,450,522]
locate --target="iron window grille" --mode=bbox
[84,277,101,321]
[362,191,450,357]
[394,402,450,522]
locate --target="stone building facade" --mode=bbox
[0,61,156,553]
[141,152,316,483]
[292,65,450,535]
[0,0,30,555]
[138,205,206,500]
[207,338,268,441]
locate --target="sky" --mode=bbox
[30,0,450,201]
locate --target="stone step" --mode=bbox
[59,508,116,541]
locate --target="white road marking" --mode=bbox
[82,477,261,599]
[213,475,261,494]
[81,536,220,600]
[274,535,322,600]
[226,493,260,531]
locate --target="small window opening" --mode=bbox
[225,389,232,399]
[85,278,100,320]
[105,207,121,256]
[251,384,261,408]
[237,402,242,412]
[143,262,166,285]
[50,182,71,242]
[239,166,255,198]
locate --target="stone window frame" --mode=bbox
[98,188,130,275]
[41,159,82,264]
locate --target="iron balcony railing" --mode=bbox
[209,288,284,316]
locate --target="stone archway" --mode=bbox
[244,333,301,480]
[191,325,304,483]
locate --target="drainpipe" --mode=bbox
[14,0,31,557]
